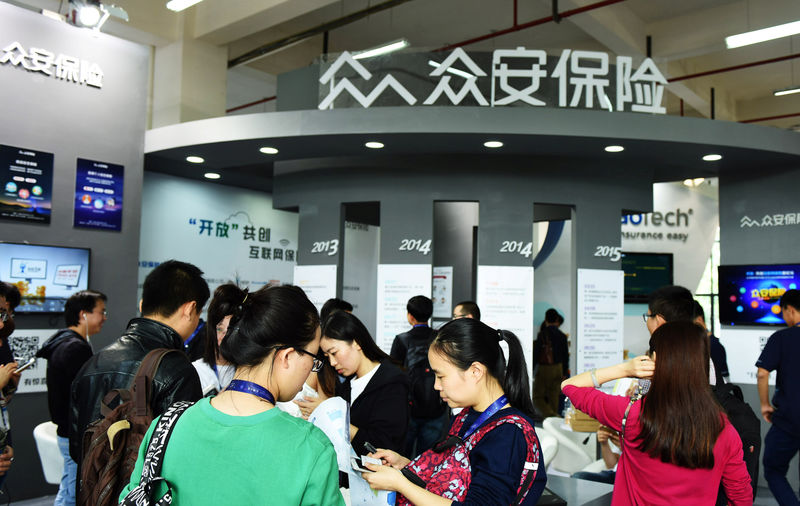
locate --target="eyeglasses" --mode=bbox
[280,346,323,372]
[642,313,658,324]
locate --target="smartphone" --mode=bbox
[350,455,381,473]
[13,357,35,374]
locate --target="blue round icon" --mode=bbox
[739,287,746,294]
[736,306,743,313]
[4,182,17,193]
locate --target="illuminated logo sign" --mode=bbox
[0,41,104,88]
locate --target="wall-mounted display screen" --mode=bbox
[719,264,799,326]
[0,242,90,313]
[621,252,674,303]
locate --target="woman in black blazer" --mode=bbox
[319,311,409,455]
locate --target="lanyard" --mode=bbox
[413,324,428,328]
[225,379,275,404]
[465,395,508,438]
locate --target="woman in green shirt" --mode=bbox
[121,285,344,505]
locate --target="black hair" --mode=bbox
[454,300,481,321]
[0,282,21,310]
[320,298,353,321]
[407,295,433,322]
[544,308,563,324]
[140,260,210,318]
[203,283,247,366]
[321,311,390,363]
[220,285,319,367]
[693,300,705,322]
[648,285,695,323]
[780,289,800,311]
[64,290,107,327]
[432,318,536,418]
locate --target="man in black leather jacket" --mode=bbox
[68,260,209,462]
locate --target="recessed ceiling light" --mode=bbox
[604,145,624,153]
[166,0,204,12]
[683,178,705,187]
[483,141,503,148]
[259,146,279,154]
[186,156,204,163]
[702,154,722,161]
[204,172,220,180]
[365,141,384,149]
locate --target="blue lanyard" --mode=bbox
[413,324,428,328]
[465,395,508,438]
[225,379,275,404]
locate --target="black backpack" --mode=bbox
[405,335,445,419]
[713,383,760,505]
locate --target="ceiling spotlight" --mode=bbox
[186,156,204,163]
[683,178,705,187]
[365,142,384,149]
[702,154,722,162]
[204,172,221,180]
[774,86,800,97]
[77,3,101,26]
[484,141,503,148]
[259,147,279,155]
[725,20,800,49]
[166,0,204,12]
[604,145,624,153]
[352,39,409,60]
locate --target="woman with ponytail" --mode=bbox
[362,318,546,505]
[121,285,344,505]
[561,321,752,505]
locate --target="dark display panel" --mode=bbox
[621,252,674,303]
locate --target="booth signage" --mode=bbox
[499,240,533,258]
[0,40,104,88]
[740,212,800,228]
[311,239,339,256]
[319,47,666,114]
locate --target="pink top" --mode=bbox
[563,385,752,506]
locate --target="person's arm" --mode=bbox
[597,426,620,469]
[152,356,203,414]
[757,367,773,423]
[719,424,754,506]
[302,444,346,506]
[362,464,452,506]
[390,336,407,365]
[561,356,653,391]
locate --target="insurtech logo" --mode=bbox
[621,208,693,227]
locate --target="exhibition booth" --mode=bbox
[2,1,800,500]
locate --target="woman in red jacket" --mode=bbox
[562,321,752,505]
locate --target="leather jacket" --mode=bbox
[68,317,202,461]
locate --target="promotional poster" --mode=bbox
[0,144,53,223]
[73,158,124,231]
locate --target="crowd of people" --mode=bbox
[1,259,799,504]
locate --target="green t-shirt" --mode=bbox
[120,397,344,505]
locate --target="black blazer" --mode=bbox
[337,360,409,455]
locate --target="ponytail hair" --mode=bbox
[432,318,535,417]
[220,285,319,368]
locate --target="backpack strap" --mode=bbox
[464,413,542,505]
[132,349,180,418]
[119,400,194,506]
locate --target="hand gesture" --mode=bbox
[362,462,405,491]
[762,404,775,424]
[294,396,323,419]
[627,355,655,379]
[0,446,14,476]
[369,449,410,470]
[0,363,18,391]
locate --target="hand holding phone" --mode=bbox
[13,358,35,374]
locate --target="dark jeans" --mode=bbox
[764,423,800,506]
[572,469,616,485]
[405,412,448,458]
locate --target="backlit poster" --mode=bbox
[74,158,124,231]
[0,144,53,223]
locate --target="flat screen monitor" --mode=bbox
[621,252,674,303]
[718,264,799,326]
[0,242,90,313]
